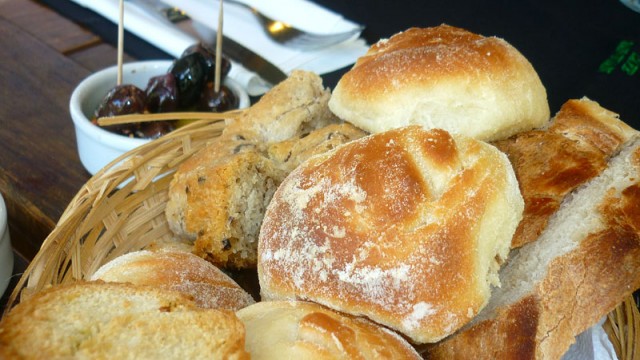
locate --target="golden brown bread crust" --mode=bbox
[328,25,550,141]
[0,281,249,359]
[90,250,255,311]
[258,126,524,343]
[494,98,636,248]
[426,135,640,359]
[237,301,422,359]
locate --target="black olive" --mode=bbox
[170,52,207,108]
[135,121,176,139]
[145,73,178,113]
[182,42,231,82]
[198,82,239,112]
[94,84,146,136]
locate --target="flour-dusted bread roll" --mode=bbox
[258,125,524,343]
[236,301,421,359]
[328,25,550,142]
[0,281,249,359]
[91,250,255,311]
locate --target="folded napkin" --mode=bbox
[68,0,369,95]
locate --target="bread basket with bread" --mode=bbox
[2,25,639,359]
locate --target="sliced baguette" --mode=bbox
[493,97,637,248]
[0,281,249,359]
[425,132,640,359]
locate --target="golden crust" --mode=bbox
[494,98,636,248]
[0,281,249,359]
[426,129,640,359]
[237,301,422,359]
[328,25,550,141]
[258,126,524,343]
[91,250,255,311]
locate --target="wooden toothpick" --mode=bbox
[117,0,125,85]
[214,0,224,92]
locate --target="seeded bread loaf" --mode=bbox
[166,71,366,269]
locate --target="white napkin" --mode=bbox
[562,317,619,360]
[68,0,369,95]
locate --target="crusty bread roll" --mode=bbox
[90,250,255,311]
[328,25,550,142]
[493,97,637,248]
[166,71,366,269]
[258,125,524,343]
[236,301,421,359]
[0,281,249,359]
[426,127,640,359]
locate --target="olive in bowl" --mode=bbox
[69,60,249,175]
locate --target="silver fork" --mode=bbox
[224,0,364,50]
[128,0,364,50]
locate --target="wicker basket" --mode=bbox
[3,116,639,359]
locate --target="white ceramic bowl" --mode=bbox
[0,192,13,298]
[69,60,250,175]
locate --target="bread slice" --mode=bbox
[425,133,640,359]
[493,97,636,248]
[0,281,249,359]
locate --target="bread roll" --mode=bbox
[236,301,421,359]
[258,125,524,343]
[166,71,366,269]
[90,250,255,311]
[426,130,640,359]
[328,25,550,142]
[0,281,249,359]
[493,97,636,248]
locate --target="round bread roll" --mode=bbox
[0,281,249,359]
[91,250,255,311]
[236,301,421,359]
[258,125,524,343]
[328,25,550,142]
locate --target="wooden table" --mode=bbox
[0,0,136,260]
[0,0,138,307]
